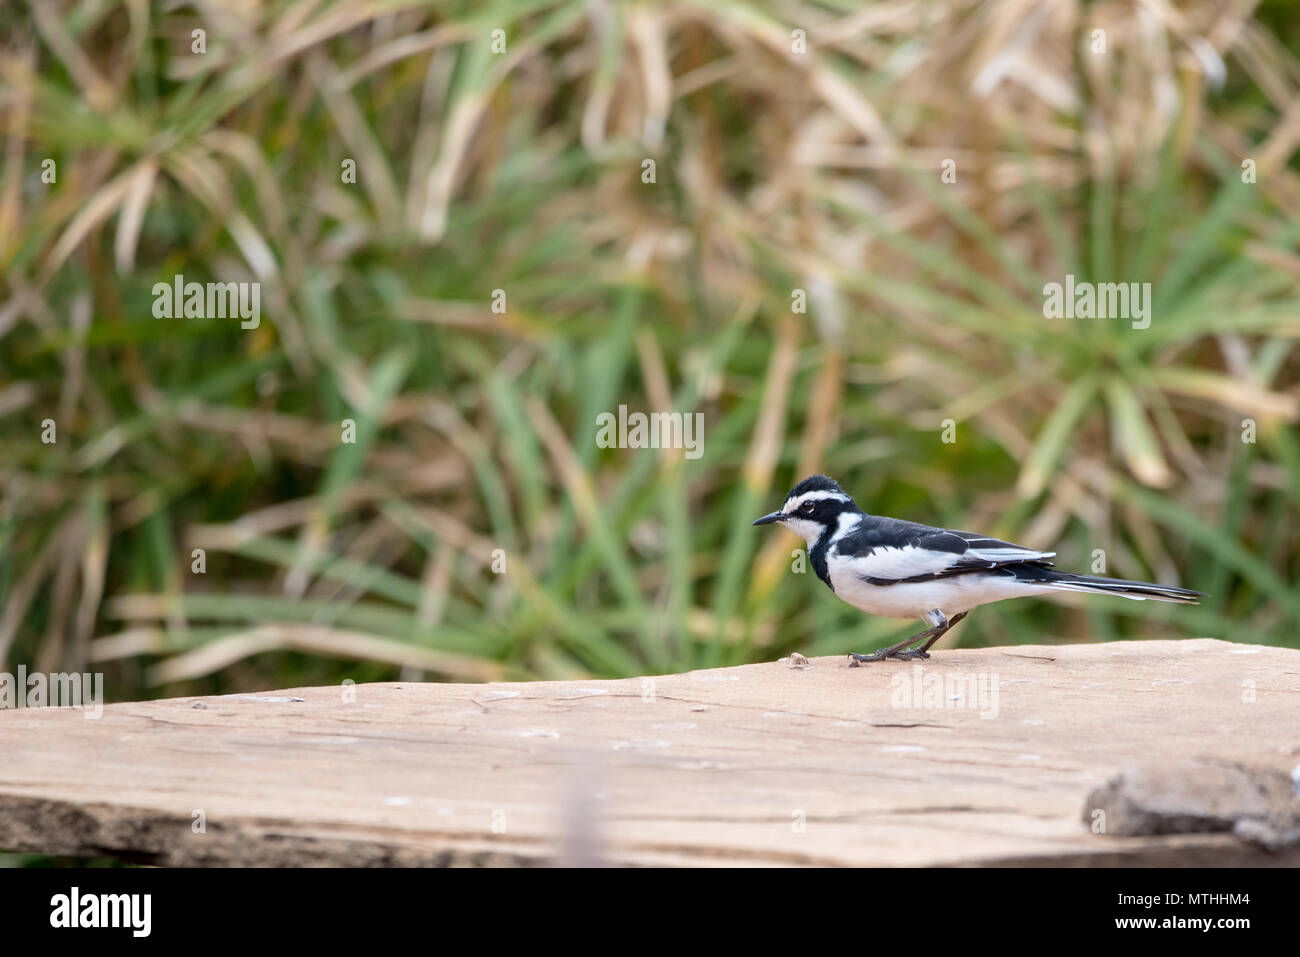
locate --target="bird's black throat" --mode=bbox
[809,526,834,590]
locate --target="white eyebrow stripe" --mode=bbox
[783,490,851,512]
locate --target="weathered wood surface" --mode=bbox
[1,638,1297,866]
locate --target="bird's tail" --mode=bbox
[1031,569,1203,605]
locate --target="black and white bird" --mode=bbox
[753,474,1202,664]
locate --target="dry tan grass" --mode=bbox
[1,1,1297,687]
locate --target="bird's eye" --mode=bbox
[800,501,815,514]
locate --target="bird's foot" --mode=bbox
[848,647,928,666]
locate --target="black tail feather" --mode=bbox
[1031,569,1203,605]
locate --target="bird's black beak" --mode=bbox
[752,511,784,526]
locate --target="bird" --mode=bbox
[753,474,1203,664]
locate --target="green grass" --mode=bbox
[1,1,1297,701]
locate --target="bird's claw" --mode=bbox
[848,651,883,666]
[847,647,928,666]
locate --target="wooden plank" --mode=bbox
[1,638,1297,866]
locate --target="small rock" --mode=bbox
[1084,758,1300,851]
[779,652,810,670]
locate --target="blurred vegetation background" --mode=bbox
[1,0,1298,705]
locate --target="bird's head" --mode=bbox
[752,474,861,544]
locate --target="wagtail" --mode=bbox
[753,474,1203,663]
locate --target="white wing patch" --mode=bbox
[830,544,968,581]
[964,545,1055,564]
[830,537,1055,583]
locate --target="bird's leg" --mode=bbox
[911,612,966,656]
[847,627,938,664]
[848,610,963,665]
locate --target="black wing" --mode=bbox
[833,518,1055,584]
